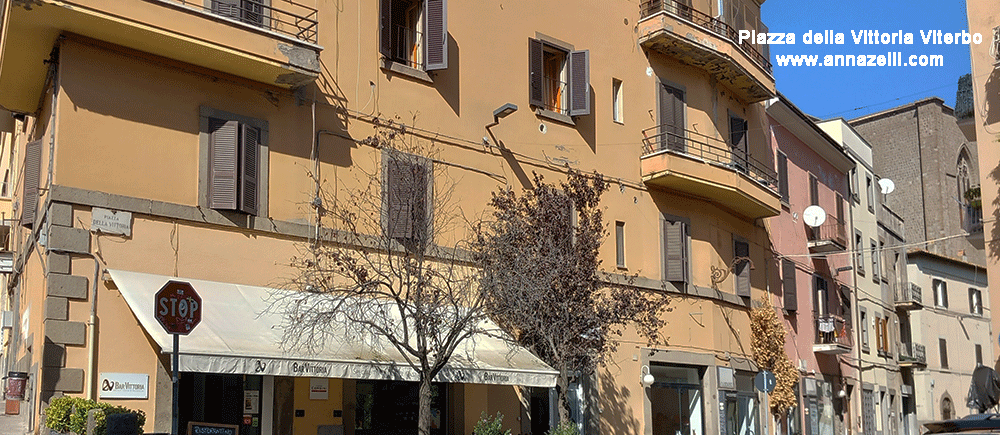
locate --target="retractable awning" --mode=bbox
[108,269,557,388]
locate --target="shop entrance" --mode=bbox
[179,373,263,435]
[355,380,447,435]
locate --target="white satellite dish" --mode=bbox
[803,205,827,228]
[878,178,895,195]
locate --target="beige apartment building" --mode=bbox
[966,0,1000,374]
[0,0,784,434]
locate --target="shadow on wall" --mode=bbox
[598,367,641,435]
[433,34,460,117]
[988,161,1000,261]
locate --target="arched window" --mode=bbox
[957,148,972,202]
[941,396,954,420]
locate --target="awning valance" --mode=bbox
[108,269,557,388]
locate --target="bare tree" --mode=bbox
[473,170,671,424]
[270,116,488,435]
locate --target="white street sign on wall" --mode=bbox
[91,207,132,236]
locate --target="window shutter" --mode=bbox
[410,160,430,242]
[729,116,748,170]
[209,118,239,211]
[664,220,687,283]
[777,152,789,202]
[939,338,948,368]
[809,174,819,206]
[568,50,590,117]
[211,0,241,19]
[241,0,264,27]
[660,85,685,152]
[385,155,413,239]
[240,124,260,215]
[734,240,750,297]
[379,0,392,57]
[20,140,42,228]
[424,0,448,71]
[529,39,544,108]
[782,259,797,311]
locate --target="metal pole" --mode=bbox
[764,391,769,435]
[172,333,179,435]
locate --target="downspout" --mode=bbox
[83,251,99,400]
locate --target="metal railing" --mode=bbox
[896,282,922,305]
[963,203,983,233]
[638,0,772,73]
[388,23,425,70]
[898,342,926,365]
[159,0,319,44]
[815,316,852,348]
[641,125,778,190]
[537,75,569,115]
[807,215,847,248]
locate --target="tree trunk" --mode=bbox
[418,376,433,435]
[556,368,572,427]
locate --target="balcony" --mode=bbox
[0,0,321,113]
[898,342,927,368]
[894,282,922,310]
[640,125,781,219]
[813,316,852,355]
[807,216,848,253]
[637,0,774,103]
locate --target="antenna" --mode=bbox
[802,205,827,228]
[878,178,895,195]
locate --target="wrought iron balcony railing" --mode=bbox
[814,315,852,348]
[637,0,772,73]
[898,342,926,365]
[896,282,922,307]
[807,216,848,249]
[162,0,319,44]
[964,203,984,234]
[641,125,778,191]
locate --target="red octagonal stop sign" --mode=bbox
[154,280,202,335]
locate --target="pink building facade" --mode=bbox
[766,97,857,435]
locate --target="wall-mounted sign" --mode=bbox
[309,378,329,400]
[99,373,149,399]
[243,390,259,414]
[91,207,132,236]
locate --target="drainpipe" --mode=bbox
[84,251,99,400]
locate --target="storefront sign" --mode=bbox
[310,378,329,400]
[99,373,149,399]
[91,207,132,236]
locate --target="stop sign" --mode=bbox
[154,281,202,335]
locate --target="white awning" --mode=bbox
[108,269,557,388]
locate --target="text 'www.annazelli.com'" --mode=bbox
[774,53,945,67]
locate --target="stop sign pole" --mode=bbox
[154,281,202,435]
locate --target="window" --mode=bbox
[663,217,689,285]
[382,150,433,244]
[939,338,949,369]
[878,239,886,283]
[813,275,829,317]
[874,315,883,355]
[200,107,268,217]
[356,380,447,435]
[782,259,797,311]
[933,279,948,308]
[860,309,869,352]
[850,168,860,203]
[777,151,789,203]
[612,78,624,123]
[976,344,984,367]
[734,238,751,297]
[616,221,626,268]
[721,371,759,435]
[862,388,875,435]
[658,83,686,152]
[379,0,448,72]
[941,396,953,420]
[211,0,268,27]
[870,239,879,284]
[529,38,590,118]
[855,231,865,276]
[650,364,704,435]
[866,173,874,213]
[970,288,983,315]
[729,113,749,174]
[809,173,819,206]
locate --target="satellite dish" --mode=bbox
[803,205,827,228]
[878,178,895,195]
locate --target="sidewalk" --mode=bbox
[0,406,31,435]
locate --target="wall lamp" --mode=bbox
[485,103,518,149]
[640,365,655,387]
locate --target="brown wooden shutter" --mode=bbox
[777,152,789,202]
[529,38,544,108]
[212,0,241,18]
[939,338,948,368]
[240,124,260,215]
[568,50,590,117]
[782,259,797,311]
[659,84,685,152]
[809,174,819,206]
[20,140,42,228]
[209,118,239,211]
[664,220,687,283]
[424,0,448,71]
[379,0,393,57]
[734,239,750,297]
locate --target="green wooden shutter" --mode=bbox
[209,118,239,211]
[20,140,42,228]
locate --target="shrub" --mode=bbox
[472,412,510,435]
[44,396,146,435]
[547,421,579,435]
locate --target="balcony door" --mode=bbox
[659,83,686,152]
[729,113,748,174]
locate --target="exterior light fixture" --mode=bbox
[640,365,655,387]
[486,103,518,149]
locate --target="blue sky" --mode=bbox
[762,0,972,120]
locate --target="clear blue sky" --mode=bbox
[762,0,972,120]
